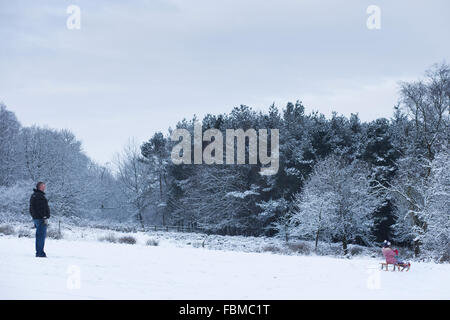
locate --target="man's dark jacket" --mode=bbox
[29,189,50,219]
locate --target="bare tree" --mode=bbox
[114,138,155,229]
[399,62,450,164]
[388,62,450,255]
[289,155,382,255]
[21,126,88,217]
[0,103,23,186]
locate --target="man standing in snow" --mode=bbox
[29,182,50,258]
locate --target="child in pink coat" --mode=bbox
[382,240,410,269]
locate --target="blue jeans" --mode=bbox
[33,219,47,257]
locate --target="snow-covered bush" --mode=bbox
[146,238,159,246]
[17,227,32,238]
[262,245,283,254]
[118,235,136,245]
[98,233,117,243]
[439,247,450,263]
[286,242,311,255]
[350,246,363,256]
[47,227,63,240]
[0,224,15,236]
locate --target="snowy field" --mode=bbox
[1,230,450,299]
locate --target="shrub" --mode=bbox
[262,245,282,254]
[350,246,363,256]
[0,224,15,236]
[118,235,136,245]
[286,242,311,255]
[47,228,63,240]
[98,233,117,243]
[146,238,159,246]
[439,246,450,263]
[17,228,32,238]
[192,242,203,248]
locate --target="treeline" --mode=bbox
[1,63,448,260]
[0,108,129,224]
[120,62,450,260]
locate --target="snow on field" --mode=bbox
[1,232,450,299]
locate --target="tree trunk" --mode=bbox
[137,211,144,230]
[414,239,421,257]
[407,186,422,257]
[284,223,289,243]
[315,206,322,251]
[315,229,320,251]
[342,237,348,256]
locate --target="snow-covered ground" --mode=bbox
[1,229,450,299]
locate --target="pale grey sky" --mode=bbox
[1,0,449,165]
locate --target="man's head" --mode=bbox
[36,182,46,192]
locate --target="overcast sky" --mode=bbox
[1,0,449,165]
